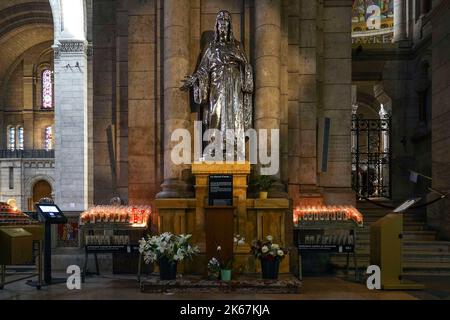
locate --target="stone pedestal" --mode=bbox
[191,161,251,248]
[155,162,293,275]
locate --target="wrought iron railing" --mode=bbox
[0,149,55,158]
[351,114,391,199]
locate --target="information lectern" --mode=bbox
[35,203,67,285]
[370,199,424,290]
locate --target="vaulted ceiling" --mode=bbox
[0,1,53,94]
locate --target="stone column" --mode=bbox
[156,0,193,198]
[320,0,355,206]
[280,0,289,189]
[297,0,320,201]
[254,0,286,197]
[0,111,3,148]
[394,0,407,42]
[93,0,116,204]
[115,1,129,201]
[128,0,161,204]
[23,63,34,149]
[287,0,301,200]
[428,0,450,239]
[53,40,92,211]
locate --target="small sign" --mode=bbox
[208,175,233,206]
[295,228,355,253]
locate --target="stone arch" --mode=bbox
[355,91,382,117]
[24,174,55,208]
[373,83,393,115]
[49,0,86,43]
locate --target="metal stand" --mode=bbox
[82,244,141,283]
[1,240,43,290]
[82,251,100,283]
[345,251,359,280]
[44,222,52,284]
[295,221,360,280]
[137,253,142,283]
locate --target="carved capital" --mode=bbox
[53,40,88,59]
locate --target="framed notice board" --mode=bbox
[294,227,355,253]
[208,175,233,206]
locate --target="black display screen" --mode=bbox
[36,204,67,224]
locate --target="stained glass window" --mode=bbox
[17,126,24,150]
[42,69,53,109]
[45,126,53,150]
[8,127,15,150]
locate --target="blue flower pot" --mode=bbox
[261,258,280,279]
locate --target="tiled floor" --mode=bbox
[2,273,448,300]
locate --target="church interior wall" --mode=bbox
[0,0,449,243]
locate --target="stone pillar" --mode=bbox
[428,0,450,239]
[394,0,407,42]
[254,0,286,197]
[297,0,320,202]
[23,64,34,149]
[115,1,129,201]
[53,40,91,211]
[0,111,3,148]
[319,1,355,206]
[127,0,159,204]
[287,0,301,201]
[156,0,193,198]
[280,0,289,189]
[93,0,116,204]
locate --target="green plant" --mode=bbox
[254,175,275,192]
[216,245,234,270]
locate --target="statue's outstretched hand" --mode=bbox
[180,75,196,91]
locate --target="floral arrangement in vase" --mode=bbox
[139,232,199,280]
[250,235,288,279]
[207,257,221,280]
[207,235,246,281]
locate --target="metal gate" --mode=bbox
[351,114,391,199]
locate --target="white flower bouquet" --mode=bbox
[139,232,199,264]
[250,235,288,262]
[207,257,221,280]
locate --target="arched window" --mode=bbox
[8,126,15,150]
[41,69,53,109]
[17,126,24,150]
[44,126,53,150]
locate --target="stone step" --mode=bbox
[354,230,436,241]
[331,251,450,263]
[404,262,450,274]
[404,231,437,241]
[331,258,450,274]
[403,224,426,231]
[404,252,450,263]
[363,215,425,223]
[354,239,450,252]
[357,221,426,232]
[402,240,450,252]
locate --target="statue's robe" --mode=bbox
[193,39,253,140]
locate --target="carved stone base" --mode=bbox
[156,179,194,198]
